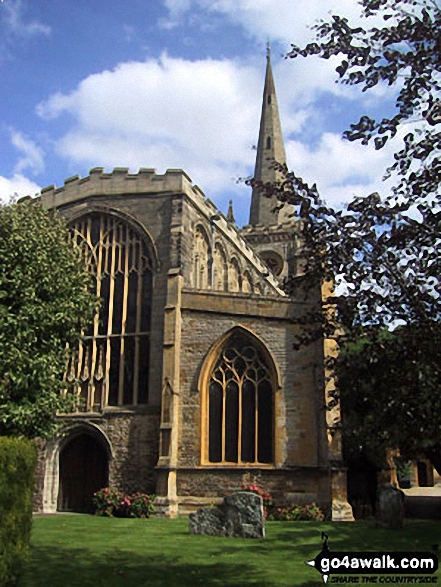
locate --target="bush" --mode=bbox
[0,437,37,587]
[241,484,324,522]
[267,503,325,522]
[93,488,155,518]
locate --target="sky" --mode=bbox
[0,0,401,226]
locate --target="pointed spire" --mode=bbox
[249,45,287,226]
[227,199,236,224]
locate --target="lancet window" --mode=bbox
[207,333,273,464]
[242,271,253,294]
[193,226,210,290]
[66,213,153,410]
[228,258,241,293]
[212,244,227,291]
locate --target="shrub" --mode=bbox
[93,488,155,518]
[267,502,325,522]
[0,437,37,587]
[240,484,324,522]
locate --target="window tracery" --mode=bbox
[66,213,152,410]
[207,333,273,464]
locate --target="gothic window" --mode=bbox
[213,244,227,291]
[193,226,210,290]
[242,271,253,294]
[228,258,241,293]
[66,213,153,410]
[207,333,273,464]
[266,136,271,150]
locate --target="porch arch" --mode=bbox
[42,423,113,514]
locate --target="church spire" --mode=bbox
[249,44,287,226]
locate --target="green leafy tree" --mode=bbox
[253,0,441,470]
[288,0,441,204]
[0,201,96,438]
[337,327,441,471]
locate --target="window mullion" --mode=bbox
[104,220,117,407]
[132,244,143,405]
[117,239,130,405]
[255,380,259,464]
[221,370,226,462]
[89,217,104,411]
[238,377,243,465]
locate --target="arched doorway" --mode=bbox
[58,432,109,513]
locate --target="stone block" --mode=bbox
[189,491,265,539]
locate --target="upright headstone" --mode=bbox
[377,484,405,529]
[189,491,265,539]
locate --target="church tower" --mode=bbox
[242,46,298,282]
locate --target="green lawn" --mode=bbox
[21,515,441,587]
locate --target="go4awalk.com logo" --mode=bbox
[306,533,438,584]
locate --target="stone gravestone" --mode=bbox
[377,484,405,529]
[189,491,265,539]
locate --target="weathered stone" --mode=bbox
[377,484,405,529]
[189,492,265,539]
[32,52,346,520]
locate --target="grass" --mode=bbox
[21,515,441,587]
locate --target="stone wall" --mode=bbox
[34,409,160,513]
[177,292,328,471]
[175,468,331,513]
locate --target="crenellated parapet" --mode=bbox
[38,167,206,209]
[37,167,285,297]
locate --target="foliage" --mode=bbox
[288,0,441,204]
[394,456,413,487]
[251,0,441,471]
[0,201,96,438]
[338,326,441,472]
[241,484,324,521]
[93,487,155,518]
[0,437,36,587]
[267,503,325,522]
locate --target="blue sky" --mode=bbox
[0,0,400,226]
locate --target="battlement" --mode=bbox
[37,166,284,296]
[39,167,206,209]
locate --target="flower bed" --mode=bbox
[93,487,155,518]
[241,484,324,522]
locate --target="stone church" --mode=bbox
[33,51,353,521]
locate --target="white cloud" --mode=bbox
[160,0,193,28]
[0,174,41,204]
[10,129,45,175]
[35,50,402,223]
[2,0,51,37]
[285,130,400,207]
[162,0,384,46]
[37,55,262,197]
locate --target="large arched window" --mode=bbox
[66,213,153,410]
[206,332,274,464]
